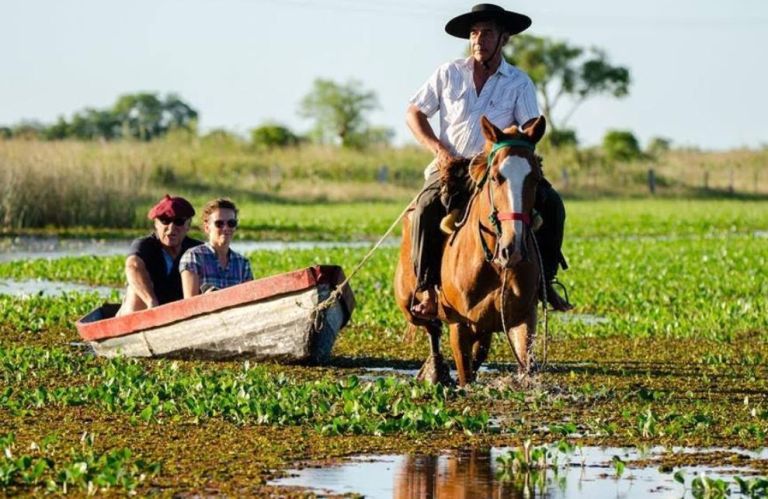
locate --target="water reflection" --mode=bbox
[395,449,506,499]
[271,446,768,498]
[0,236,398,262]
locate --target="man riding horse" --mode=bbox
[406,3,572,319]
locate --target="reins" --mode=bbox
[309,190,420,319]
[482,138,550,374]
[478,139,536,264]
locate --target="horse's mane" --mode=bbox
[437,136,542,212]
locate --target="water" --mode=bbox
[358,365,499,382]
[0,236,397,262]
[0,278,119,298]
[557,313,610,326]
[270,446,768,498]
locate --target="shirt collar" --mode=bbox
[462,56,513,78]
[205,242,232,257]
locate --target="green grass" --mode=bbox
[3,135,768,230]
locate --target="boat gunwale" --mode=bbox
[76,265,346,342]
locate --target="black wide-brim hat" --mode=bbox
[445,3,531,39]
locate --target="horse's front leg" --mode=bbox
[471,331,492,372]
[507,307,537,376]
[449,323,476,386]
[416,321,453,385]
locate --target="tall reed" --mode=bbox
[0,141,149,228]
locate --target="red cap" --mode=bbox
[147,194,195,220]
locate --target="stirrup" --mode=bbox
[543,278,573,311]
[550,279,571,305]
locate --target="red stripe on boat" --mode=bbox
[76,265,344,341]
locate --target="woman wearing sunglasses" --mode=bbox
[180,198,253,297]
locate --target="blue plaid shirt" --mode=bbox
[179,243,253,291]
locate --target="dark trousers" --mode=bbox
[411,172,567,290]
[534,179,568,281]
[411,170,445,291]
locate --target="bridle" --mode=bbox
[476,138,537,263]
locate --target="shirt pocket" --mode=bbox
[441,81,469,121]
[486,92,516,128]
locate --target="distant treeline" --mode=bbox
[1,93,198,142]
[0,82,393,150]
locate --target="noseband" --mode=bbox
[477,138,536,262]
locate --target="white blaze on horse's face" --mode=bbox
[498,155,531,256]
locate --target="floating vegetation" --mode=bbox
[0,200,767,495]
[0,432,160,494]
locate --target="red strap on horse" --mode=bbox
[497,212,531,225]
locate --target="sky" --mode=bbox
[1,0,766,150]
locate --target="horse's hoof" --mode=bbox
[417,354,453,386]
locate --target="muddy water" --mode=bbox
[358,365,499,382]
[271,446,768,498]
[0,236,397,262]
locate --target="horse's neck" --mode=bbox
[447,195,498,279]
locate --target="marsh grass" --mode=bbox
[3,136,768,230]
[0,141,147,228]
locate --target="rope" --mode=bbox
[311,190,421,315]
[500,269,528,372]
[499,226,549,375]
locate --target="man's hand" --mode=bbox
[435,144,459,166]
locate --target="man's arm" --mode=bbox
[406,104,459,164]
[125,255,159,308]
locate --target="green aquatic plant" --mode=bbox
[0,352,489,436]
[0,432,160,494]
[734,476,768,497]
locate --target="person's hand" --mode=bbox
[435,144,461,167]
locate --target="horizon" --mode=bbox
[2,0,766,151]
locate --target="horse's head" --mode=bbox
[474,115,546,269]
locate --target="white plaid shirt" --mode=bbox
[410,57,540,159]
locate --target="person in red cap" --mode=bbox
[116,194,204,316]
[405,3,572,319]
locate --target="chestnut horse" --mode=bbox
[394,115,546,386]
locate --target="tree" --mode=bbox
[112,92,198,141]
[647,136,672,157]
[250,123,299,149]
[298,79,379,148]
[68,108,121,140]
[603,130,642,162]
[43,116,70,140]
[10,120,45,140]
[503,35,630,136]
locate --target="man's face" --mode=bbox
[153,216,190,250]
[469,21,506,62]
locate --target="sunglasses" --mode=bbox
[213,219,238,229]
[157,217,188,226]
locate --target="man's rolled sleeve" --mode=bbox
[409,68,442,118]
[514,77,541,126]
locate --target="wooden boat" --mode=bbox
[76,265,354,363]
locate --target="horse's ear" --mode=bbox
[480,115,502,143]
[522,116,547,144]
